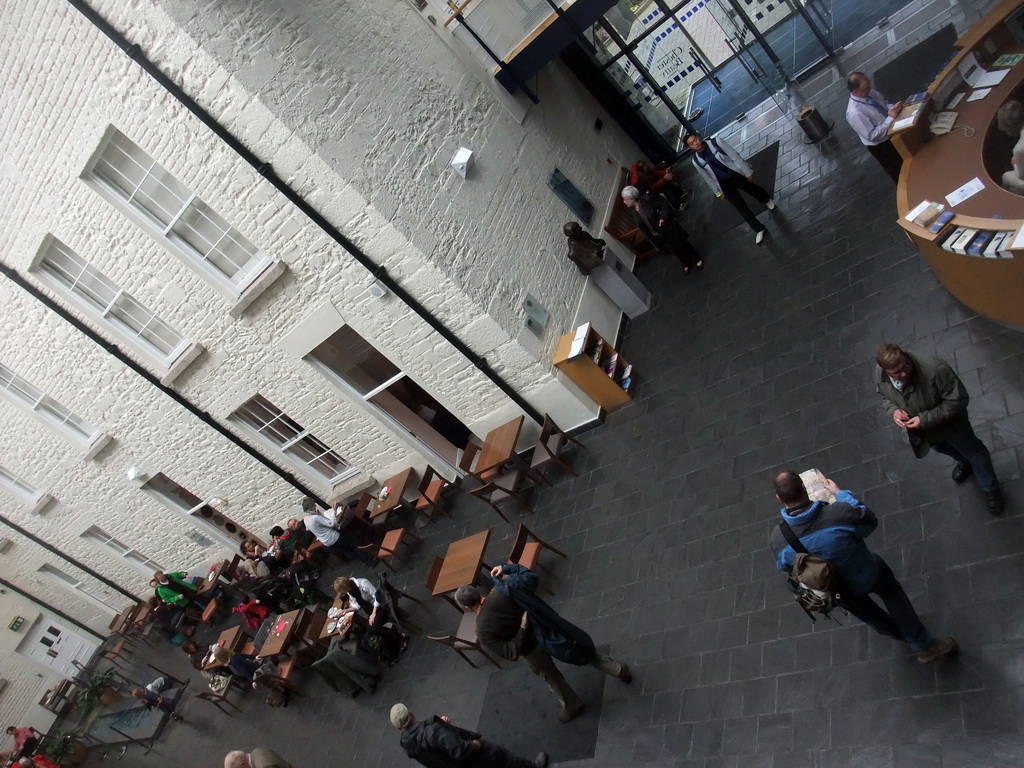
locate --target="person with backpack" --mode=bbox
[454,564,631,723]
[767,470,956,663]
[686,132,774,244]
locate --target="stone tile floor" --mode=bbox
[94,122,1024,768]
[87,3,1024,766]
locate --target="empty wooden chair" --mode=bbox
[100,639,132,669]
[361,527,421,572]
[508,523,567,571]
[415,465,456,521]
[457,443,481,475]
[468,468,532,522]
[427,611,501,669]
[194,685,243,714]
[530,414,585,485]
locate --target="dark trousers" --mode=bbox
[929,423,999,491]
[719,175,770,233]
[473,740,537,768]
[327,537,377,566]
[840,559,932,652]
[867,140,903,183]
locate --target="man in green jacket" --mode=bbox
[875,343,1003,515]
[150,571,200,608]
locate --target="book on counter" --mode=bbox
[982,230,1016,258]
[929,210,955,233]
[909,200,945,227]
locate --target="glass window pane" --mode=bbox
[133,168,189,226]
[286,435,350,479]
[309,327,401,396]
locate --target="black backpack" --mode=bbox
[778,522,843,623]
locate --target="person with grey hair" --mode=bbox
[620,186,702,273]
[390,703,547,768]
[223,748,294,768]
[995,100,1024,195]
[845,71,904,183]
[455,564,631,723]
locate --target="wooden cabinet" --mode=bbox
[553,323,634,411]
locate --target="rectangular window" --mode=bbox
[80,526,163,575]
[85,130,274,298]
[0,363,110,456]
[38,564,121,613]
[35,238,197,376]
[0,464,53,514]
[231,394,356,484]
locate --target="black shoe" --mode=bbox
[951,463,973,484]
[534,752,549,768]
[987,488,1005,516]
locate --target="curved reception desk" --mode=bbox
[893,0,1024,329]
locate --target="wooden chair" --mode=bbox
[603,167,657,261]
[427,611,501,669]
[508,523,568,570]
[468,468,532,522]
[457,443,481,475]
[530,414,585,485]
[261,655,301,695]
[194,685,243,714]
[200,597,224,625]
[415,466,456,521]
[100,639,132,669]
[361,527,421,572]
[508,523,567,593]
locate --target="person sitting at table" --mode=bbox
[996,100,1024,195]
[234,598,271,631]
[5,726,42,759]
[228,653,283,690]
[333,576,409,659]
[302,501,378,566]
[241,539,287,576]
[284,517,327,565]
[131,677,184,721]
[19,755,61,768]
[151,570,204,609]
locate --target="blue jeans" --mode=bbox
[840,560,932,652]
[929,423,999,491]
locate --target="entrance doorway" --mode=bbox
[307,326,473,473]
[18,618,99,677]
[573,0,917,153]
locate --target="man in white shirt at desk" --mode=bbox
[846,72,904,183]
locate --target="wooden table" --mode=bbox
[432,529,492,596]
[473,416,525,478]
[201,625,247,670]
[197,559,231,596]
[370,467,416,520]
[259,609,303,657]
[318,596,357,641]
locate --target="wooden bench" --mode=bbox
[603,167,657,261]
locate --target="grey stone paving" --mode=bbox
[89,1,1024,766]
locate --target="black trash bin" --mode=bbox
[797,106,832,143]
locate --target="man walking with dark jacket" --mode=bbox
[768,470,956,663]
[874,342,1004,515]
[390,703,547,768]
[454,564,631,723]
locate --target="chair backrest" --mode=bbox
[425,555,445,591]
[458,443,481,473]
[507,523,531,564]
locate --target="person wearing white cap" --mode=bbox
[390,703,547,768]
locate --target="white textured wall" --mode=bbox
[0,0,640,651]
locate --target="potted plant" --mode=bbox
[76,668,122,712]
[44,729,87,765]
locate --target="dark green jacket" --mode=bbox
[874,350,971,458]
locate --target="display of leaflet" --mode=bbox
[909,201,945,227]
[983,231,1008,258]
[941,226,966,252]
[993,54,1024,67]
[956,51,1010,88]
[967,230,994,256]
[949,228,979,254]
[945,177,985,207]
[968,88,992,102]
[929,210,956,233]
[1011,227,1024,250]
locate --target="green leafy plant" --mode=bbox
[76,668,118,712]
[43,730,74,762]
